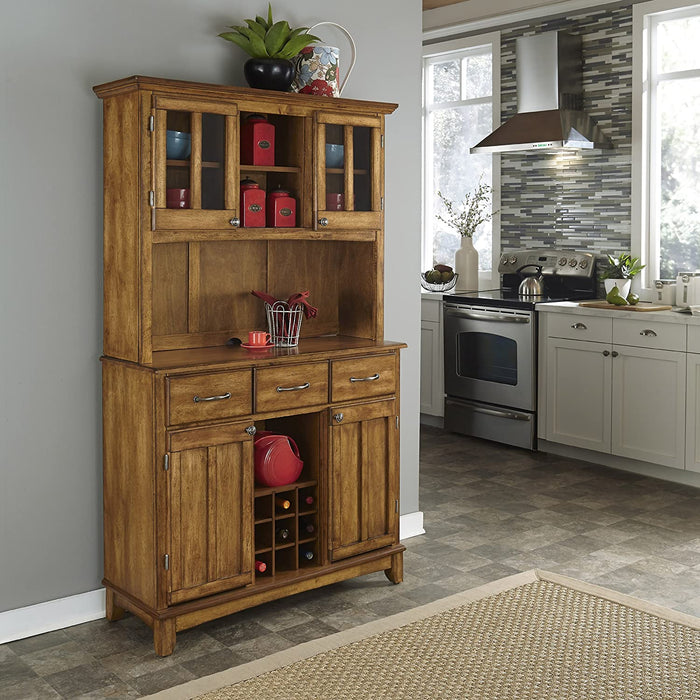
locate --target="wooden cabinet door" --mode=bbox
[686,353,700,472]
[612,346,685,469]
[152,96,239,230]
[329,400,398,562]
[314,111,384,230]
[545,338,612,452]
[167,423,254,604]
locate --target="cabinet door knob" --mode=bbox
[229,217,241,228]
[245,425,256,436]
[571,322,588,330]
[612,350,619,357]
[318,217,329,227]
[603,350,610,356]
[640,329,657,337]
[333,413,344,423]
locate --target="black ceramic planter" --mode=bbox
[244,58,295,92]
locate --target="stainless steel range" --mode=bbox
[443,248,597,450]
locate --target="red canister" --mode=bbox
[266,188,296,227]
[240,179,266,227]
[241,114,275,166]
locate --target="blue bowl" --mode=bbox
[325,143,344,169]
[167,130,191,159]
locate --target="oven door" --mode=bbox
[444,303,535,411]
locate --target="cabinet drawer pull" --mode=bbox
[193,392,231,403]
[276,382,310,392]
[318,217,329,227]
[571,322,587,330]
[350,373,380,383]
[640,329,657,337]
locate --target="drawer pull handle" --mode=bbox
[276,382,310,392]
[193,392,231,403]
[571,322,587,330]
[640,329,657,337]
[350,373,380,383]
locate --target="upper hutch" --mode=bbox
[94,76,405,655]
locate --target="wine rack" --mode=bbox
[253,479,318,579]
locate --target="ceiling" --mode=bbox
[423,0,467,9]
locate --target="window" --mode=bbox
[422,34,500,284]
[633,0,700,284]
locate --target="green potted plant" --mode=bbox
[436,178,495,292]
[600,253,645,303]
[219,4,321,91]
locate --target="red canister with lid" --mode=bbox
[241,114,275,166]
[266,188,296,227]
[240,179,266,227]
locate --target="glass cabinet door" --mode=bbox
[152,97,239,230]
[315,112,384,230]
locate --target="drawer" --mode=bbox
[546,313,612,343]
[331,354,397,403]
[167,370,252,425]
[688,325,700,354]
[421,297,442,322]
[613,318,686,351]
[255,362,328,413]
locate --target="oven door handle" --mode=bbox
[445,308,531,323]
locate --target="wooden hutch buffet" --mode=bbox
[93,76,405,656]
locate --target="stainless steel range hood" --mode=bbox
[471,31,613,154]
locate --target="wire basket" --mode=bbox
[420,272,458,293]
[265,301,304,347]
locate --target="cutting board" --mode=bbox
[579,300,672,312]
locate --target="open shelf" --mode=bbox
[167,159,221,168]
[241,165,302,174]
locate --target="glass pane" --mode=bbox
[324,124,345,210]
[353,126,371,212]
[201,113,225,210]
[463,53,492,100]
[657,16,700,73]
[430,105,493,270]
[166,111,191,208]
[457,332,517,385]
[429,60,460,103]
[658,78,700,278]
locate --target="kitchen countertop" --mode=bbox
[536,300,700,325]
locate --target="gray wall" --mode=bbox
[0,0,422,613]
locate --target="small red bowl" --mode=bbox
[166,188,190,209]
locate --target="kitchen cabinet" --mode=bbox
[543,311,686,469]
[685,327,700,473]
[95,76,404,656]
[420,296,444,417]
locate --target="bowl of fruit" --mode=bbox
[421,264,458,292]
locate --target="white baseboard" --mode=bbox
[1,517,426,644]
[0,588,106,645]
[400,511,425,540]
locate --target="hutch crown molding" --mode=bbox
[94,75,404,656]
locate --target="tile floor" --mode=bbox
[3,425,700,698]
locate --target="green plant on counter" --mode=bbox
[600,253,645,280]
[436,177,496,238]
[218,3,321,59]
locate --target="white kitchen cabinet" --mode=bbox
[420,296,444,417]
[545,338,612,452]
[611,346,686,469]
[685,353,700,473]
[543,311,686,469]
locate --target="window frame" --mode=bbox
[422,33,501,289]
[632,0,700,289]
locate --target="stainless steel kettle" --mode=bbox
[517,264,544,296]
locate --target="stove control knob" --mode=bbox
[558,257,567,266]
[509,255,517,265]
[578,259,588,269]
[500,254,508,265]
[569,258,578,267]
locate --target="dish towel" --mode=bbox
[251,290,318,319]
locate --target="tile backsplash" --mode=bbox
[499,4,633,256]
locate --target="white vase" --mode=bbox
[604,278,631,299]
[454,237,479,292]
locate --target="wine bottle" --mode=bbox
[276,527,291,542]
[302,494,314,506]
[300,548,314,561]
[299,518,315,534]
[275,496,292,511]
[255,560,267,573]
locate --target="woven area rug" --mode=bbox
[147,570,700,700]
